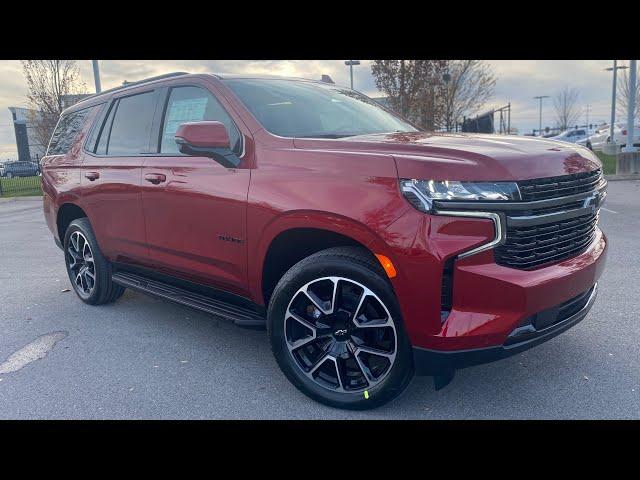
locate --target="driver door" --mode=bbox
[140,83,251,296]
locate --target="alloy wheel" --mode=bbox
[67,231,96,297]
[284,276,397,393]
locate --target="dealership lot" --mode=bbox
[0,181,639,419]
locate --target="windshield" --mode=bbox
[223,78,419,138]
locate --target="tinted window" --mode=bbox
[160,86,241,154]
[95,103,117,155]
[47,107,93,155]
[84,103,108,152]
[106,91,156,155]
[224,78,417,138]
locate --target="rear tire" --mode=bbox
[63,218,125,305]
[267,246,414,410]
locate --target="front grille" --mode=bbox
[494,211,598,269]
[517,169,602,201]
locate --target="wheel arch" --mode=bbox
[252,211,394,306]
[56,202,89,243]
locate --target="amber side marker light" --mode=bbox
[375,254,397,279]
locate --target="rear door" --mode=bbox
[82,88,160,263]
[140,82,251,295]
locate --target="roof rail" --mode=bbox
[90,72,191,98]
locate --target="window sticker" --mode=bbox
[162,97,208,144]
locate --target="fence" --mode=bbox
[0,175,42,197]
[436,104,512,134]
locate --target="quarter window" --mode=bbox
[160,86,241,154]
[47,107,93,155]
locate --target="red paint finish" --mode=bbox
[140,155,251,296]
[175,121,230,148]
[42,73,608,356]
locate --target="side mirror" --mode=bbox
[174,121,240,168]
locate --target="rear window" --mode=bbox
[47,107,93,155]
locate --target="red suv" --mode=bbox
[42,72,607,409]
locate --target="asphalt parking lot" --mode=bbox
[1,181,639,419]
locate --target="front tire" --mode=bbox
[267,247,414,410]
[64,218,125,305]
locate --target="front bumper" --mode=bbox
[412,283,598,375]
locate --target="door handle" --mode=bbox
[84,171,100,181]
[145,173,166,185]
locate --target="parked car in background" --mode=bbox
[576,125,609,150]
[581,123,640,151]
[0,161,40,178]
[548,128,591,144]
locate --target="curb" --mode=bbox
[0,196,43,203]
[605,174,640,181]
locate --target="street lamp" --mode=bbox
[605,61,628,146]
[344,60,360,89]
[533,95,550,137]
[92,60,102,94]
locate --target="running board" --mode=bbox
[112,272,266,327]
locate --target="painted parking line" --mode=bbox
[601,207,618,214]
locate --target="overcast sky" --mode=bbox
[0,59,631,158]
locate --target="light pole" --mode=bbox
[585,104,591,130]
[605,61,628,145]
[533,95,550,136]
[92,60,102,94]
[344,60,360,89]
[622,60,637,153]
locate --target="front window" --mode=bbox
[224,78,418,138]
[160,86,241,154]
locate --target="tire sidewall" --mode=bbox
[268,255,414,410]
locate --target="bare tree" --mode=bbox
[371,60,447,129]
[371,60,495,131]
[440,60,496,131]
[21,60,86,151]
[553,86,581,130]
[617,67,640,121]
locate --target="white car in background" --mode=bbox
[548,128,591,144]
[579,123,640,151]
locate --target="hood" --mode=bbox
[293,132,602,181]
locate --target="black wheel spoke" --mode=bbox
[285,276,396,394]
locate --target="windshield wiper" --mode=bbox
[295,133,359,139]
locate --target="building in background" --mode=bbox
[7,107,44,162]
[7,94,91,162]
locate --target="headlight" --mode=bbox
[400,179,521,213]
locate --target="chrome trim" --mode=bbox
[507,205,598,228]
[433,210,504,259]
